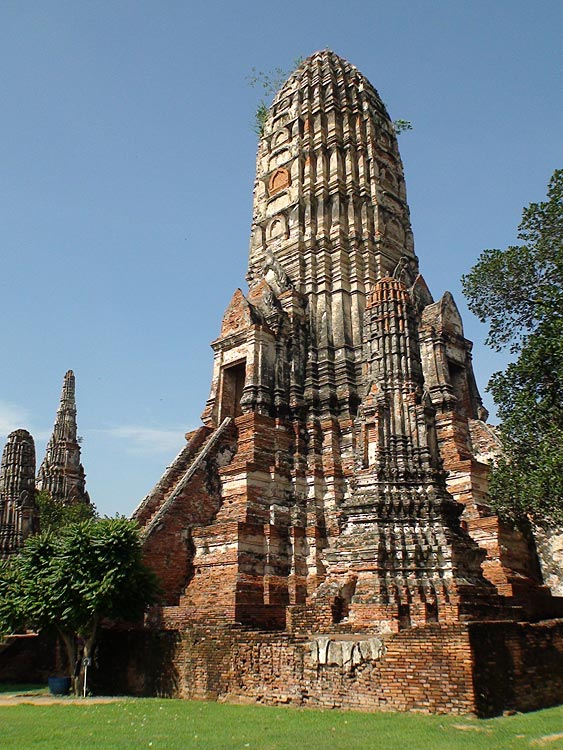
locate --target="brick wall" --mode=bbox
[94,619,563,716]
[470,619,563,715]
[0,617,558,715]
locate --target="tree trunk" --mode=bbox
[75,617,99,697]
[57,629,77,693]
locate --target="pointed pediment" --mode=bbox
[410,274,434,309]
[421,291,464,337]
[219,289,262,338]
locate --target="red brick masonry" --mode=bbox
[95,618,563,717]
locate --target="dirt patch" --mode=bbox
[452,723,492,733]
[531,734,563,746]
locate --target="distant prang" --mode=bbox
[0,370,90,559]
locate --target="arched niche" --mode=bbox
[272,128,290,148]
[268,167,291,197]
[381,165,398,192]
[273,96,291,116]
[267,215,287,240]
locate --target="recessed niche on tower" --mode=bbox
[219,361,246,420]
[268,167,291,196]
[447,360,472,417]
[272,128,290,148]
[387,218,406,244]
[268,216,287,240]
[273,96,291,117]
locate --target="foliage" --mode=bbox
[36,490,97,533]
[247,58,303,136]
[2,698,563,750]
[0,561,24,639]
[462,169,563,524]
[0,518,160,691]
[246,63,301,97]
[253,102,270,137]
[393,119,413,135]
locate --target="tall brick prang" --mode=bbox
[128,50,563,713]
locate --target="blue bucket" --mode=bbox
[48,676,72,696]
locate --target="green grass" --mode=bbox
[1,696,563,750]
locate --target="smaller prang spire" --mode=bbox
[36,370,90,507]
[0,429,37,559]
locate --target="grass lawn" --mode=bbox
[1,689,563,750]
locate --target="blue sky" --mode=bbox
[0,1,561,517]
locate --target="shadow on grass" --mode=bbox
[0,683,47,695]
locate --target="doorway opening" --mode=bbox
[220,361,246,419]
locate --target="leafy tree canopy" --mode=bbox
[462,169,563,524]
[36,490,97,533]
[0,517,160,691]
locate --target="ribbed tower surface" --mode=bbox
[245,49,419,419]
[0,429,37,558]
[248,49,415,285]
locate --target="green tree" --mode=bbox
[36,490,97,533]
[462,169,563,524]
[0,517,160,693]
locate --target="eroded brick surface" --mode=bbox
[0,430,37,558]
[127,50,563,713]
[96,619,563,716]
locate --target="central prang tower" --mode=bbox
[135,50,541,634]
[244,50,416,423]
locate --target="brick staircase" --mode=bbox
[135,417,233,538]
